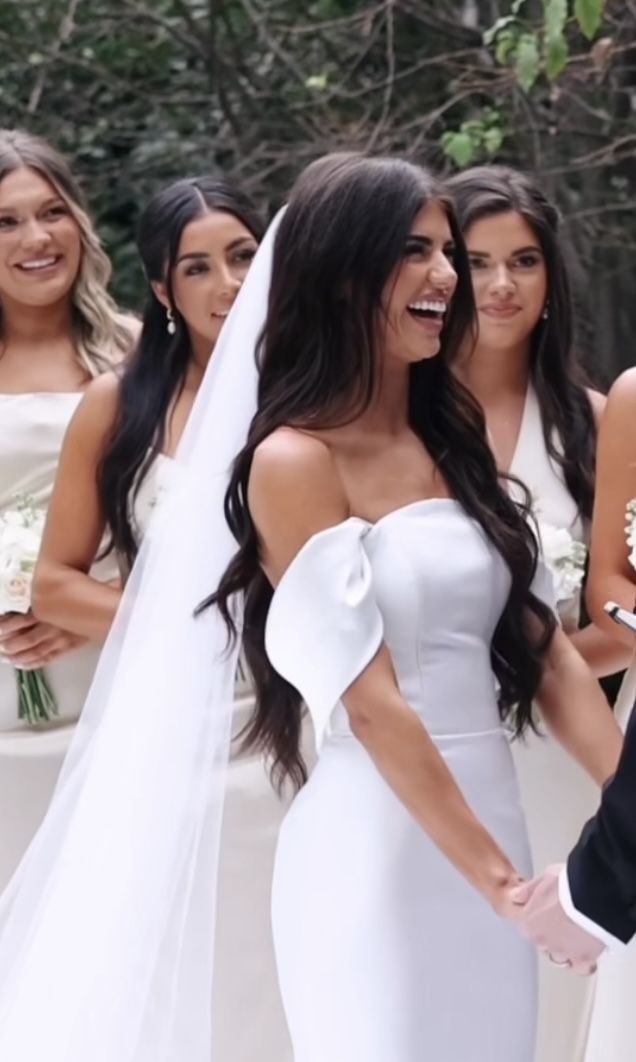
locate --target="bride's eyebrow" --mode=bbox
[176,251,209,264]
[405,235,433,251]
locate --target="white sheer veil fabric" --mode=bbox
[0,210,283,1062]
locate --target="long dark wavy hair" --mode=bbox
[204,154,556,791]
[97,177,264,572]
[447,165,597,522]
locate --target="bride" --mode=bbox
[0,154,623,1061]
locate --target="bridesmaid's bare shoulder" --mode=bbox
[602,370,636,433]
[69,372,122,455]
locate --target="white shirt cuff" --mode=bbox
[558,867,627,951]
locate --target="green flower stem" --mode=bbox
[16,667,59,725]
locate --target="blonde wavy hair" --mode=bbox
[0,129,136,375]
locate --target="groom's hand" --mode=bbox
[511,865,604,975]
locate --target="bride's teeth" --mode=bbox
[20,257,58,270]
[408,299,447,313]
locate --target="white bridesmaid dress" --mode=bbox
[0,392,116,889]
[507,384,599,1062]
[266,501,543,1062]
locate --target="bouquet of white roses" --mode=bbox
[537,521,587,604]
[0,497,58,725]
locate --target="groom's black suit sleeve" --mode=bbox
[567,701,636,944]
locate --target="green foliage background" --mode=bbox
[0,0,633,380]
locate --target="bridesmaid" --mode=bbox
[33,176,296,1062]
[0,129,136,888]
[447,165,629,1062]
[581,368,636,1062]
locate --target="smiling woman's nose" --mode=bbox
[21,217,52,251]
[429,250,457,291]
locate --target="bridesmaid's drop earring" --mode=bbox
[167,308,176,335]
[542,303,549,320]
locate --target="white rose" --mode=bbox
[539,523,574,564]
[0,570,31,614]
[536,521,586,605]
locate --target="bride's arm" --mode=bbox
[251,430,526,918]
[31,375,123,643]
[586,370,636,648]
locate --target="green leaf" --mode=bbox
[545,32,569,78]
[440,131,475,168]
[543,0,569,79]
[483,15,517,47]
[543,0,568,34]
[483,125,504,156]
[495,28,519,65]
[574,0,606,39]
[514,32,541,93]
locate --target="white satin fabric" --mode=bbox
[0,213,285,1062]
[0,392,117,889]
[506,384,599,1062]
[267,503,542,1061]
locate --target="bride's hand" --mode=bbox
[488,876,528,923]
[0,611,86,668]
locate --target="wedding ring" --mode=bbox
[547,953,571,968]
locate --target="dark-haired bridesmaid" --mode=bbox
[448,164,630,1062]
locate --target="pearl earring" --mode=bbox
[166,308,176,335]
[542,303,549,321]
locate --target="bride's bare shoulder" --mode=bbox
[249,428,349,552]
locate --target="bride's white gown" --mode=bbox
[266,501,541,1062]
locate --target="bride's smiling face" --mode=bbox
[153,209,259,351]
[381,200,458,367]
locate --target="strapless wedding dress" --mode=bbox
[266,501,543,1061]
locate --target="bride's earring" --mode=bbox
[542,302,549,321]
[166,307,176,335]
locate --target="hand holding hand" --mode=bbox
[511,864,604,976]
